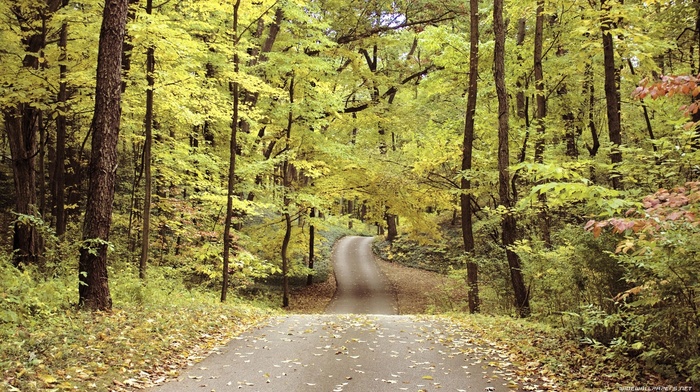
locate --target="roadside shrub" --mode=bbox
[586,183,700,384]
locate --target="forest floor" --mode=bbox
[1,237,691,391]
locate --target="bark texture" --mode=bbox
[601,0,623,189]
[494,0,531,318]
[461,0,480,314]
[78,0,129,310]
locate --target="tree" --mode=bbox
[494,0,530,318]
[140,0,155,280]
[54,0,69,237]
[78,0,130,310]
[461,0,480,314]
[222,0,241,303]
[533,0,551,248]
[600,0,623,190]
[3,0,64,266]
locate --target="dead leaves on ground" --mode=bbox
[1,303,271,391]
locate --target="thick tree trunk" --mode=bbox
[78,0,129,311]
[6,110,40,266]
[121,0,139,92]
[494,0,531,318]
[461,0,480,314]
[222,0,241,302]
[386,213,398,242]
[140,0,154,280]
[601,0,623,189]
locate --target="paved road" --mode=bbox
[148,236,524,391]
[325,236,396,315]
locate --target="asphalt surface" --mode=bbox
[148,236,524,391]
[325,236,397,315]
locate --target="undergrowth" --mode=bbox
[0,258,273,391]
[449,314,682,391]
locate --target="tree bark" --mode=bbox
[139,0,154,280]
[307,208,315,286]
[533,0,551,248]
[533,0,546,165]
[386,213,398,242]
[461,0,480,314]
[494,0,530,318]
[3,1,63,266]
[54,7,69,237]
[78,0,129,311]
[222,0,241,302]
[280,75,295,308]
[584,64,600,156]
[601,0,623,189]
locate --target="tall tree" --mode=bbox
[280,74,295,308]
[533,0,551,248]
[78,0,130,310]
[601,0,623,189]
[139,0,155,280]
[222,0,241,302]
[3,0,63,266]
[54,0,69,237]
[461,0,480,314]
[494,0,530,318]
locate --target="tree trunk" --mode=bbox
[3,1,64,266]
[494,0,531,318]
[511,17,528,202]
[461,0,480,314]
[280,75,295,308]
[533,0,552,248]
[307,208,315,286]
[78,0,129,311]
[386,213,398,242]
[601,0,623,189]
[584,64,600,156]
[6,110,40,266]
[140,0,154,280]
[533,0,546,165]
[54,11,68,237]
[222,0,241,303]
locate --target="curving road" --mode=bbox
[326,236,396,315]
[147,236,525,391]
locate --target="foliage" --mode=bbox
[0,255,273,391]
[585,184,700,383]
[1,0,700,387]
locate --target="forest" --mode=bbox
[1,0,699,389]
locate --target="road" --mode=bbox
[148,236,524,391]
[325,236,396,315]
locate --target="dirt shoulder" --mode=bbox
[374,255,468,314]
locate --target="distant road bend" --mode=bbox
[148,236,525,391]
[325,236,396,315]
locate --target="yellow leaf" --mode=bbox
[39,374,58,384]
[422,375,433,380]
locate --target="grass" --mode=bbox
[0,265,275,392]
